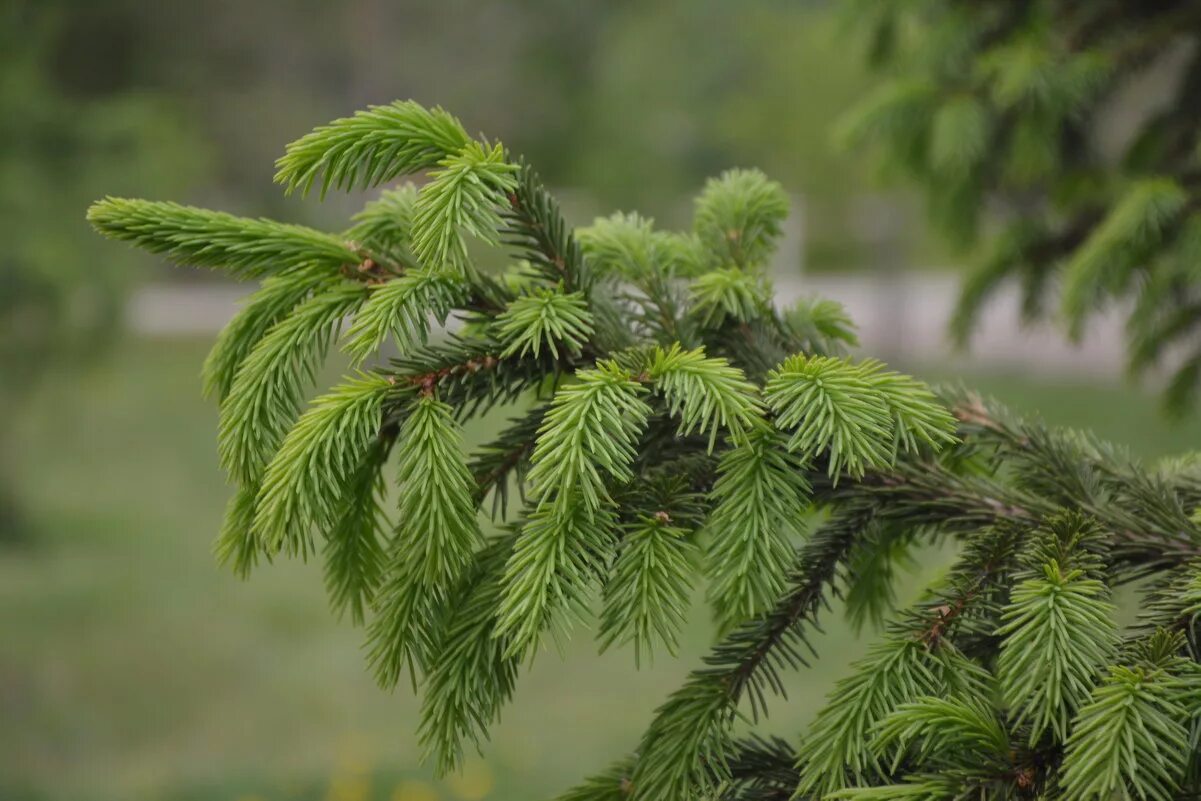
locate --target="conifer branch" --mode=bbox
[690,267,772,327]
[599,514,697,665]
[996,517,1120,743]
[88,197,361,280]
[342,269,465,365]
[253,373,395,556]
[344,185,420,268]
[322,440,389,625]
[647,343,763,450]
[468,403,546,517]
[764,355,896,478]
[495,286,595,359]
[704,428,810,627]
[1060,665,1191,801]
[1061,178,1188,340]
[274,101,470,197]
[91,100,1201,801]
[417,534,520,774]
[203,267,338,401]
[502,160,588,292]
[692,169,789,271]
[368,395,482,685]
[218,282,368,484]
[411,141,518,273]
[794,638,950,796]
[213,484,261,579]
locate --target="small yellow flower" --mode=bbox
[444,760,494,800]
[390,779,439,801]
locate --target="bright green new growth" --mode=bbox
[275,101,470,197]
[411,140,518,272]
[91,99,1201,801]
[369,395,482,685]
[646,343,762,449]
[795,637,951,796]
[496,287,595,358]
[343,270,463,365]
[599,514,696,665]
[705,429,809,627]
[692,168,789,270]
[86,197,359,279]
[996,515,1119,744]
[495,362,650,655]
[217,282,368,484]
[690,267,771,326]
[254,373,394,556]
[1060,664,1191,801]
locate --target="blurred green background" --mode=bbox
[2,2,1196,800]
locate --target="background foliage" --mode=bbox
[842,0,1201,412]
[0,0,203,537]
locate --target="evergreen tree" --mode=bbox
[842,0,1201,413]
[92,101,1201,800]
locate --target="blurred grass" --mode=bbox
[3,338,1200,801]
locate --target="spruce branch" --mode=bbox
[344,184,420,267]
[608,510,867,801]
[411,140,519,273]
[218,282,368,484]
[213,484,261,579]
[704,428,810,628]
[252,373,395,556]
[203,267,338,401]
[274,101,470,197]
[627,673,736,800]
[368,394,482,686]
[842,524,917,635]
[599,513,697,665]
[520,360,651,516]
[996,556,1119,744]
[841,3,1201,407]
[824,772,968,801]
[468,403,546,517]
[495,499,618,658]
[1060,665,1191,801]
[692,168,789,271]
[88,197,361,280]
[872,694,1010,772]
[1061,178,1188,340]
[690,267,772,327]
[647,343,763,450]
[495,286,595,359]
[557,759,636,801]
[322,441,389,625]
[858,360,959,455]
[764,355,895,478]
[928,95,991,177]
[578,211,665,282]
[416,534,521,774]
[794,637,950,796]
[342,269,465,365]
[783,297,860,354]
[502,160,589,292]
[90,99,1201,801]
[388,339,548,420]
[720,736,800,801]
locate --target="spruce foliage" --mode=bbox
[92,100,1201,800]
[843,0,1201,414]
